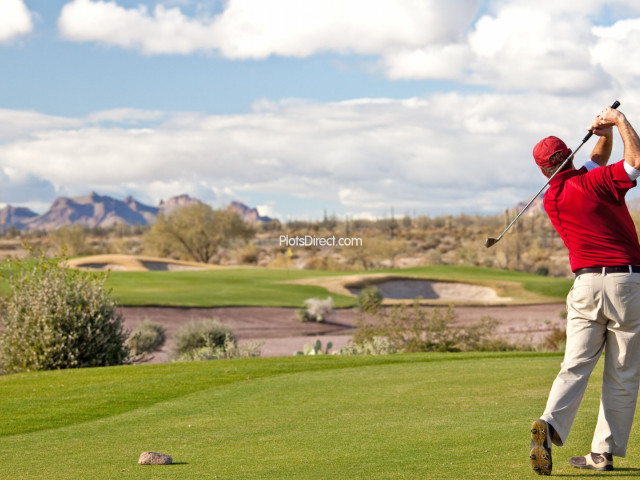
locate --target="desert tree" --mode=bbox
[48,224,91,256]
[144,204,254,263]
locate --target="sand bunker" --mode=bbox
[348,278,506,303]
[65,254,218,272]
[289,274,511,305]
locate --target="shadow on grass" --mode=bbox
[554,468,640,477]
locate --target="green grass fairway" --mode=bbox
[3,353,637,479]
[103,266,572,307]
[105,268,358,307]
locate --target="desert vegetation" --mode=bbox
[0,205,586,278]
[126,319,167,361]
[346,300,525,355]
[172,318,262,361]
[0,251,129,374]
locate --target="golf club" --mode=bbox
[484,100,621,248]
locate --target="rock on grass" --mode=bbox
[138,452,173,465]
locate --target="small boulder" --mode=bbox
[138,452,173,465]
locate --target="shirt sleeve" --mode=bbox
[624,161,640,180]
[572,160,636,204]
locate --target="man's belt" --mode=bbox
[574,265,640,277]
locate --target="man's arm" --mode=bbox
[592,107,640,169]
[589,129,613,166]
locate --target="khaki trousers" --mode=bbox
[541,270,640,457]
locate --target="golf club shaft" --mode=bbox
[486,100,620,247]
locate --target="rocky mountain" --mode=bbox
[227,201,272,223]
[0,205,38,230]
[158,194,202,215]
[124,195,159,224]
[512,193,545,217]
[0,193,271,231]
[23,192,157,231]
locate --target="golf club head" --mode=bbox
[484,237,499,248]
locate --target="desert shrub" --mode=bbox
[340,337,398,356]
[350,301,516,354]
[175,333,262,361]
[541,326,567,352]
[303,254,346,271]
[0,252,128,374]
[534,265,550,276]
[266,255,295,268]
[173,318,233,357]
[235,242,261,264]
[356,285,383,313]
[127,319,166,357]
[296,297,334,323]
[296,339,334,355]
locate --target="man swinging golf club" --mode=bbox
[529,105,640,475]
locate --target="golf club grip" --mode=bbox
[582,100,621,143]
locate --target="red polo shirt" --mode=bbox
[543,160,640,271]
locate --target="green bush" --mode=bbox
[340,337,398,356]
[356,285,383,312]
[533,265,550,276]
[173,318,234,357]
[0,252,128,374]
[350,301,517,354]
[127,319,166,357]
[174,333,263,362]
[541,326,567,352]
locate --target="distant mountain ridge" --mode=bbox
[0,193,272,231]
[227,201,272,223]
[0,205,38,230]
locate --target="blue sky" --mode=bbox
[2,0,640,220]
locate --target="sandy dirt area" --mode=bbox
[348,279,509,303]
[289,274,515,305]
[121,303,566,363]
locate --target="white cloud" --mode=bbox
[381,44,473,80]
[592,18,640,89]
[256,204,279,220]
[58,0,215,54]
[55,0,640,94]
[0,110,82,142]
[467,6,610,93]
[0,0,33,43]
[2,92,637,216]
[58,0,479,56]
[208,0,478,59]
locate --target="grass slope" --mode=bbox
[104,266,572,307]
[3,353,635,479]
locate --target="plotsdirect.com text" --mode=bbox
[279,235,363,247]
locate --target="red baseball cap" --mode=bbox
[533,136,571,168]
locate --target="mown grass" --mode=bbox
[105,268,358,307]
[3,352,637,479]
[102,266,571,307]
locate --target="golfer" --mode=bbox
[529,105,640,475]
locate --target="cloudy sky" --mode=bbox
[3,0,640,220]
